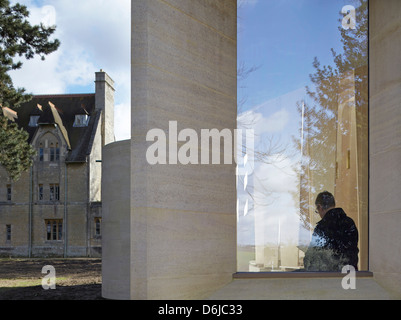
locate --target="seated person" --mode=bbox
[303,191,359,272]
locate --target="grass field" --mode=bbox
[0,258,102,300]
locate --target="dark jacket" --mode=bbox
[304,208,359,271]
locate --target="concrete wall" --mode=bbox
[369,0,401,297]
[129,0,237,299]
[208,277,394,300]
[102,140,131,299]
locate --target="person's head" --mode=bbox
[315,191,335,219]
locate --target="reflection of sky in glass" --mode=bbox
[238,0,347,109]
[237,0,358,249]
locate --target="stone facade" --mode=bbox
[0,70,114,258]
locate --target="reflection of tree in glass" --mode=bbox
[294,0,368,231]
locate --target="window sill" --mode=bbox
[233,271,373,279]
[36,201,61,205]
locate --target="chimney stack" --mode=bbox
[95,70,115,147]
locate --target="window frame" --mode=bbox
[94,217,102,237]
[29,115,40,127]
[39,148,44,161]
[6,225,11,242]
[73,114,90,127]
[38,184,44,201]
[45,219,63,241]
[50,146,55,162]
[49,184,60,201]
[235,0,370,275]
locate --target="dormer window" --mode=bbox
[73,114,89,127]
[29,115,40,127]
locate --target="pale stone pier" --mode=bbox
[102,0,237,300]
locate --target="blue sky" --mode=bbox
[237,0,352,174]
[238,0,347,110]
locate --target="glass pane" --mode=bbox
[58,222,63,240]
[53,222,57,240]
[39,185,43,200]
[50,185,54,201]
[96,219,101,235]
[6,225,11,241]
[47,221,51,240]
[237,0,368,272]
[55,185,60,201]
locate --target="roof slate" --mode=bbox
[15,94,101,163]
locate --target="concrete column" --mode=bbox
[130,0,237,299]
[369,0,401,297]
[102,140,131,299]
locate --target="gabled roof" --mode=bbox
[16,94,101,163]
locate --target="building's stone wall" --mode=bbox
[0,71,113,258]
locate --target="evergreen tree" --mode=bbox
[0,115,36,181]
[0,0,60,180]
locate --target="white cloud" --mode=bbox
[26,4,56,27]
[254,154,297,195]
[252,153,300,246]
[9,0,131,141]
[238,108,290,135]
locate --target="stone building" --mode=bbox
[0,70,114,258]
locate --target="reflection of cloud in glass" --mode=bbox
[254,154,297,196]
[253,152,300,244]
[238,109,290,134]
[237,88,305,249]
